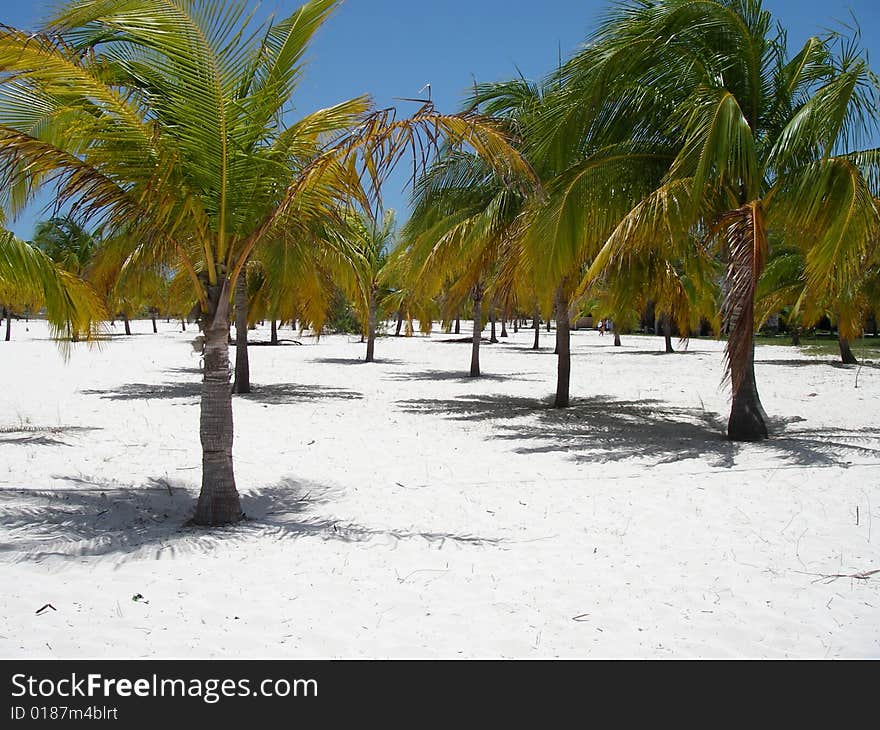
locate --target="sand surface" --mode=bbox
[1,319,878,658]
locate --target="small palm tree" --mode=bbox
[338,208,397,362]
[756,241,880,363]
[0,0,531,526]
[572,0,880,440]
[0,229,103,341]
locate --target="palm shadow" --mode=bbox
[396,394,880,469]
[0,476,498,564]
[81,381,363,403]
[384,369,527,383]
[756,358,880,370]
[0,426,102,448]
[81,382,202,401]
[602,349,705,356]
[240,383,363,403]
[310,356,405,366]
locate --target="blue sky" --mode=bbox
[1,0,877,239]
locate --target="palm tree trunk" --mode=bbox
[123,313,131,336]
[662,314,674,353]
[489,303,498,343]
[513,316,518,334]
[470,283,483,377]
[395,309,404,337]
[232,267,250,394]
[838,335,858,365]
[555,288,571,408]
[728,340,769,441]
[365,286,377,363]
[194,280,242,526]
[151,314,157,334]
[614,331,621,347]
[270,319,278,345]
[3,307,10,341]
[500,310,508,338]
[790,326,800,346]
[454,315,460,335]
[532,307,540,350]
[181,319,187,332]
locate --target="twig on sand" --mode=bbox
[395,568,449,584]
[35,604,56,615]
[571,613,590,622]
[796,569,879,584]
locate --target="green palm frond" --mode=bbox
[0,230,104,345]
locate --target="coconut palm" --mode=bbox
[336,208,397,362]
[399,79,551,380]
[570,0,880,440]
[0,229,103,341]
[32,216,99,277]
[399,148,523,377]
[0,0,531,525]
[756,241,880,363]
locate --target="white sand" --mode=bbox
[0,319,878,658]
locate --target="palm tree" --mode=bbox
[0,0,531,525]
[398,148,530,377]
[573,0,879,440]
[756,241,880,363]
[338,209,397,363]
[514,79,673,406]
[32,216,99,276]
[0,229,103,342]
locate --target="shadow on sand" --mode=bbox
[384,369,530,383]
[0,426,102,448]
[81,381,363,403]
[0,475,497,563]
[755,358,880,370]
[396,394,880,469]
[310,356,405,366]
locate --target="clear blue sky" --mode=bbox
[1,0,877,239]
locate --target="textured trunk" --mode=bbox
[395,309,404,337]
[232,268,250,394]
[194,280,242,526]
[470,285,483,377]
[555,288,571,408]
[513,317,518,334]
[500,311,508,338]
[489,305,498,344]
[614,332,621,347]
[3,308,10,341]
[123,313,131,336]
[727,341,769,442]
[365,286,377,363]
[270,319,278,345]
[532,307,540,350]
[838,335,858,365]
[663,314,674,353]
[454,316,460,335]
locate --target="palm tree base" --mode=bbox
[839,336,858,365]
[727,396,769,441]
